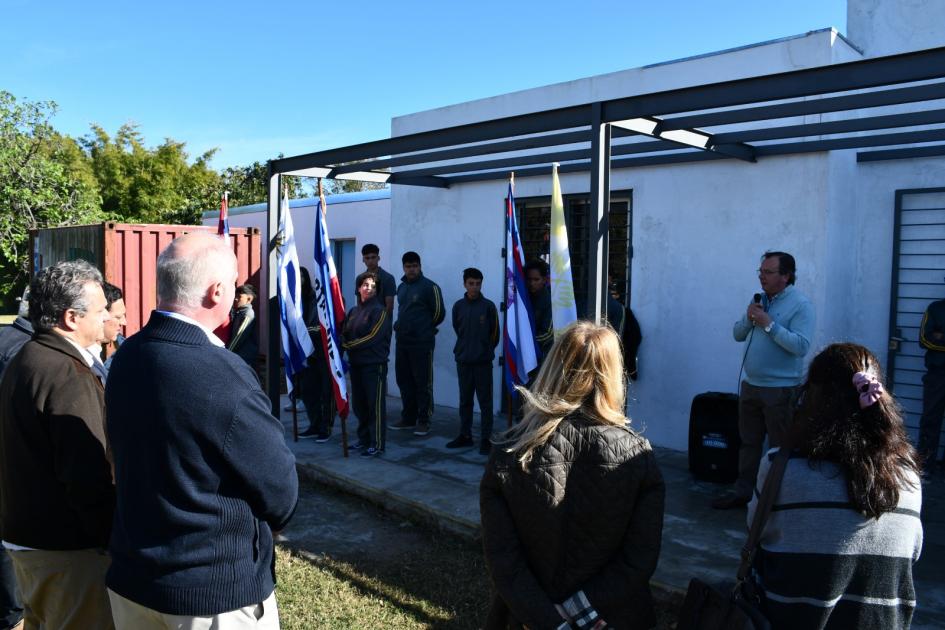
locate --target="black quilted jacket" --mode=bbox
[480,414,665,629]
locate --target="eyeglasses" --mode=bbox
[757,268,781,276]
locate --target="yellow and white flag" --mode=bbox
[550,163,577,335]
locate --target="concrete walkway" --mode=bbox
[283,397,945,629]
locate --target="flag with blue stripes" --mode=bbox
[504,181,538,394]
[277,189,316,394]
[312,192,350,419]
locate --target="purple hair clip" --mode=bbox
[852,371,883,409]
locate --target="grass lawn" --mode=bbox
[274,539,492,629]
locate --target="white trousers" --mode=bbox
[108,589,279,630]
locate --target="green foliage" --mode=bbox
[0,91,103,301]
[0,89,389,311]
[81,123,221,225]
[220,159,304,208]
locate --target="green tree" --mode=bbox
[220,159,304,208]
[0,91,103,302]
[82,123,221,225]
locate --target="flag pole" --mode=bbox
[506,173,514,429]
[286,183,299,443]
[317,177,349,458]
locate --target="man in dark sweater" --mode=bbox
[104,233,298,626]
[0,261,115,629]
[448,268,499,455]
[390,251,445,437]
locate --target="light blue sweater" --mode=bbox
[733,285,814,387]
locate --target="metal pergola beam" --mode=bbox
[858,144,945,162]
[327,129,593,175]
[438,127,945,184]
[270,46,945,178]
[264,44,945,412]
[658,82,945,132]
[714,108,945,143]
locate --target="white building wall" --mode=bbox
[388,31,873,449]
[847,0,945,57]
[849,156,945,362]
[614,155,833,449]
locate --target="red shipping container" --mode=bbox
[30,222,262,340]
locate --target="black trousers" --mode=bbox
[457,362,494,442]
[919,366,945,465]
[352,363,387,450]
[298,354,333,434]
[395,345,434,424]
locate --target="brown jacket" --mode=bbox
[0,330,114,549]
[480,415,665,629]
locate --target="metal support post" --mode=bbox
[266,168,282,416]
[587,103,611,324]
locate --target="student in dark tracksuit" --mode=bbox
[509,260,552,424]
[358,243,397,313]
[298,267,334,441]
[343,271,392,457]
[448,267,500,455]
[390,251,445,437]
[524,260,554,368]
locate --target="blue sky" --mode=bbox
[2,0,846,169]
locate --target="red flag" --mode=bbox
[217,192,230,237]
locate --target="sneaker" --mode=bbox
[298,427,319,439]
[389,419,417,431]
[446,435,474,449]
[360,447,379,458]
[347,442,365,452]
[413,422,431,437]
[314,433,331,443]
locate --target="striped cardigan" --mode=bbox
[748,449,923,630]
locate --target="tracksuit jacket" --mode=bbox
[343,297,392,364]
[394,272,445,349]
[452,295,499,364]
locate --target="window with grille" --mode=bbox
[514,190,633,312]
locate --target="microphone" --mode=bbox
[753,293,762,304]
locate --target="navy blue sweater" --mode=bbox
[105,312,299,615]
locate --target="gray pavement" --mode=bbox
[282,396,945,629]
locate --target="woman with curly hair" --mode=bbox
[750,342,923,629]
[480,321,665,629]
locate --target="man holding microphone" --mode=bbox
[713,251,815,509]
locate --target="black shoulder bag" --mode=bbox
[676,446,791,630]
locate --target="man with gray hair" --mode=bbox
[0,260,115,629]
[105,232,298,628]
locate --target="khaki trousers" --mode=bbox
[733,381,798,498]
[108,588,279,630]
[7,548,113,630]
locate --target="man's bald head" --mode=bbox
[157,233,237,324]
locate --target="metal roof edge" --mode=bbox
[201,187,391,219]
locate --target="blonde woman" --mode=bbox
[480,321,665,630]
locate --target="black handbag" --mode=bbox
[676,447,790,630]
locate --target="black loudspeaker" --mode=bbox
[688,392,740,483]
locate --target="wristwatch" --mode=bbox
[764,321,774,334]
